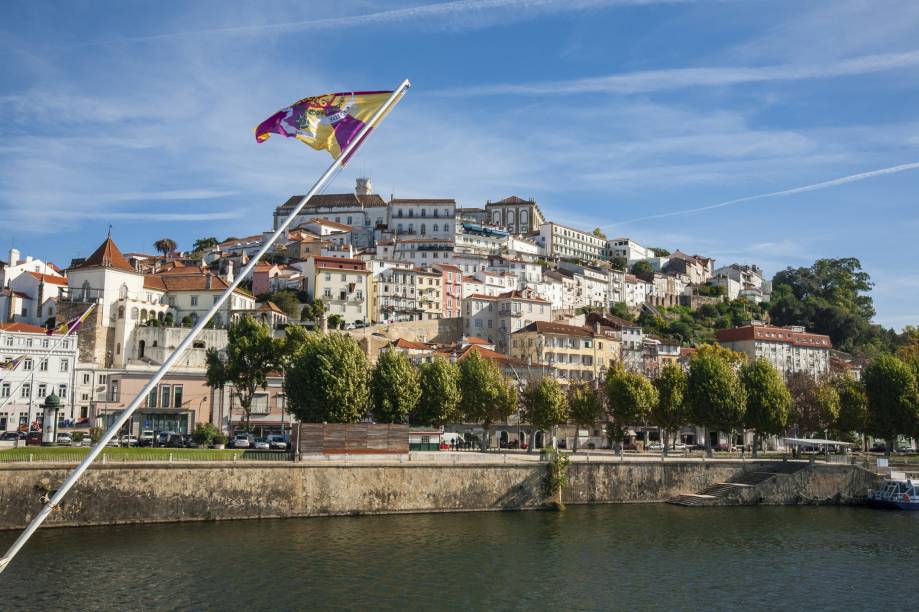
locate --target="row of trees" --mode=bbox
[207,317,919,454]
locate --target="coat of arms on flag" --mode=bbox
[254,90,398,160]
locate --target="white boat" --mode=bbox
[866,475,919,510]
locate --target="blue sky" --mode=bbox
[2,0,918,328]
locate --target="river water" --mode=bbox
[1,505,916,611]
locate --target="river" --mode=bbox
[1,505,916,610]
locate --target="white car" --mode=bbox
[253,438,270,450]
[120,435,139,447]
[138,430,156,446]
[267,435,288,450]
[233,433,251,449]
[56,433,73,446]
[646,442,664,451]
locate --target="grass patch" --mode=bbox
[0,446,247,462]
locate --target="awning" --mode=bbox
[783,437,854,447]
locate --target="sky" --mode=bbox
[1,0,918,329]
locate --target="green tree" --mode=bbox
[833,374,869,450]
[458,351,517,451]
[153,237,176,258]
[262,290,302,319]
[650,247,670,257]
[301,299,327,328]
[863,355,919,456]
[786,372,840,436]
[370,350,421,424]
[522,377,568,448]
[327,313,345,330]
[630,261,654,277]
[285,332,370,423]
[413,357,461,427]
[567,382,604,452]
[651,363,689,453]
[608,302,633,321]
[608,255,627,270]
[192,237,219,253]
[205,316,280,432]
[191,423,219,446]
[740,359,791,456]
[686,348,746,454]
[605,364,658,453]
[592,227,607,239]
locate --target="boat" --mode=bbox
[866,476,919,510]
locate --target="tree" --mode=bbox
[608,255,627,270]
[458,351,517,451]
[592,227,607,239]
[370,349,421,424]
[651,363,689,453]
[605,364,657,453]
[263,290,302,319]
[413,357,461,427]
[567,382,604,452]
[630,261,654,277]
[650,247,670,257]
[278,324,318,369]
[785,372,840,436]
[192,237,219,253]
[522,377,568,448]
[863,355,919,456]
[301,300,327,328]
[285,332,370,423]
[833,374,868,450]
[327,313,345,330]
[740,359,791,456]
[153,238,176,258]
[686,348,746,453]
[205,316,280,432]
[609,302,633,321]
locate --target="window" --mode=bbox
[213,295,220,304]
[119,284,128,299]
[39,359,48,372]
[25,338,33,347]
[23,359,33,371]
[147,387,158,408]
[21,383,31,398]
[325,273,331,281]
[161,385,171,408]
[60,358,69,372]
[98,375,105,385]
[4,337,12,347]
[83,373,91,384]
[190,295,198,306]
[251,393,270,415]
[0,383,9,398]
[131,307,139,320]
[58,384,67,398]
[173,385,183,408]
[37,384,47,398]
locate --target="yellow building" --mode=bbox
[414,269,442,320]
[510,321,620,384]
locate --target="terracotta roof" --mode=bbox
[145,271,249,296]
[278,193,386,211]
[586,312,640,330]
[257,301,287,315]
[76,238,137,273]
[463,275,479,282]
[465,293,498,301]
[1,288,31,299]
[432,264,462,272]
[143,275,167,291]
[390,198,456,205]
[390,338,431,350]
[308,218,353,231]
[464,336,491,345]
[491,195,533,205]
[514,321,596,337]
[457,344,525,366]
[494,289,547,302]
[312,256,366,271]
[28,272,67,286]
[715,324,832,348]
[0,322,63,335]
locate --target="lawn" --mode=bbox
[0,446,249,462]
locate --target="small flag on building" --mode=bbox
[254,90,399,160]
[46,303,96,336]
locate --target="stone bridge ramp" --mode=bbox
[668,462,808,507]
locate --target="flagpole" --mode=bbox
[0,78,411,575]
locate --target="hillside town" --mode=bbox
[1,177,878,453]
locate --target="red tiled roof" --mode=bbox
[257,301,287,315]
[76,238,136,273]
[278,193,386,211]
[391,338,431,350]
[309,218,353,231]
[0,322,64,335]
[457,344,525,366]
[494,289,547,302]
[715,325,832,348]
[514,321,596,337]
[313,256,366,271]
[29,272,67,286]
[464,336,491,345]
[1,289,31,299]
[465,293,497,301]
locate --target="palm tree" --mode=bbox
[153,238,177,260]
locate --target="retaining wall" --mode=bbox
[0,460,874,530]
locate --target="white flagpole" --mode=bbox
[0,79,411,574]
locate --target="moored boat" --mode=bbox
[866,476,919,510]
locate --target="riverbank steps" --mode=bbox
[0,459,881,530]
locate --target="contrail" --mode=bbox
[52,0,740,48]
[604,161,919,230]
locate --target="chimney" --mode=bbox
[26,256,33,264]
[355,177,372,196]
[225,260,234,283]
[8,248,19,267]
[206,272,212,290]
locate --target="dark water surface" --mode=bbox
[1,505,916,611]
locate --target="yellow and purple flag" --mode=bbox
[46,303,96,336]
[254,90,394,160]
[1,355,25,371]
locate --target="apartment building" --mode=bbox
[715,322,832,378]
[433,264,463,318]
[374,264,419,322]
[415,269,443,320]
[389,198,456,239]
[604,238,653,263]
[302,257,370,326]
[537,222,606,262]
[510,321,620,384]
[462,288,551,353]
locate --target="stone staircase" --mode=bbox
[668,462,808,507]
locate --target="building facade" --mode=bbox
[715,322,832,378]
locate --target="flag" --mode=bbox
[46,303,96,336]
[1,355,24,371]
[254,90,396,159]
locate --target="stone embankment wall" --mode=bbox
[0,461,876,531]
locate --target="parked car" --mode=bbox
[138,430,156,447]
[120,435,139,447]
[26,431,43,446]
[267,435,288,451]
[81,435,94,447]
[869,443,887,453]
[713,443,736,452]
[0,431,24,441]
[647,442,664,451]
[56,433,73,446]
[253,438,270,450]
[232,433,252,449]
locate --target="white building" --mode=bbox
[301,256,371,326]
[716,322,832,379]
[462,288,551,353]
[604,238,653,263]
[623,274,651,308]
[389,198,456,240]
[1,248,67,326]
[711,264,771,302]
[537,222,606,262]
[1,322,79,432]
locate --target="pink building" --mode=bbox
[433,263,463,318]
